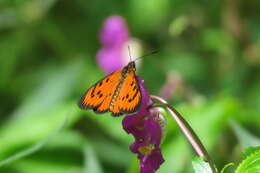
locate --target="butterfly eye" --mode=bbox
[133,63,136,70]
[129,61,136,71]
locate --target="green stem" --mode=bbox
[149,95,218,173]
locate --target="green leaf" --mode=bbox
[10,60,83,120]
[84,145,104,173]
[231,121,260,148]
[0,115,68,167]
[125,156,139,173]
[20,0,59,23]
[192,157,213,173]
[6,157,82,173]
[220,163,234,173]
[0,102,80,160]
[243,147,260,158]
[129,0,170,33]
[157,136,190,173]
[90,138,131,167]
[180,97,239,149]
[88,111,132,144]
[2,131,87,173]
[236,149,260,173]
[163,52,209,82]
[0,60,83,160]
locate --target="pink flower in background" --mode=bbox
[97,15,129,74]
[159,71,183,101]
[97,47,126,74]
[99,15,129,47]
[97,15,141,74]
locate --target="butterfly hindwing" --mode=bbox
[112,70,141,115]
[79,70,122,113]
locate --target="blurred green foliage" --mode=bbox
[0,0,259,173]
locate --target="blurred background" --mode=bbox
[0,0,260,173]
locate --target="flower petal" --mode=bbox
[100,15,129,46]
[140,148,164,173]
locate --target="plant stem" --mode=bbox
[149,95,218,173]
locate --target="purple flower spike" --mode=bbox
[100,15,129,46]
[123,77,165,173]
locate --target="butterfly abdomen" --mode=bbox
[109,66,130,112]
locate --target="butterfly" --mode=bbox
[78,61,142,116]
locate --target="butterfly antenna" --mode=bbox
[128,45,132,61]
[134,50,159,62]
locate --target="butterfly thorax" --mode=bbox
[122,61,136,75]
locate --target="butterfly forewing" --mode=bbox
[79,70,122,113]
[79,61,142,116]
[112,70,141,114]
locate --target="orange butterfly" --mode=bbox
[78,61,142,116]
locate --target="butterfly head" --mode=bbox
[128,61,136,71]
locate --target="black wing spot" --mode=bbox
[130,81,134,86]
[133,86,137,91]
[126,94,129,98]
[99,94,103,98]
[106,78,110,83]
[99,81,103,86]
[127,90,139,102]
[122,97,125,101]
[131,90,139,100]
[97,90,101,95]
